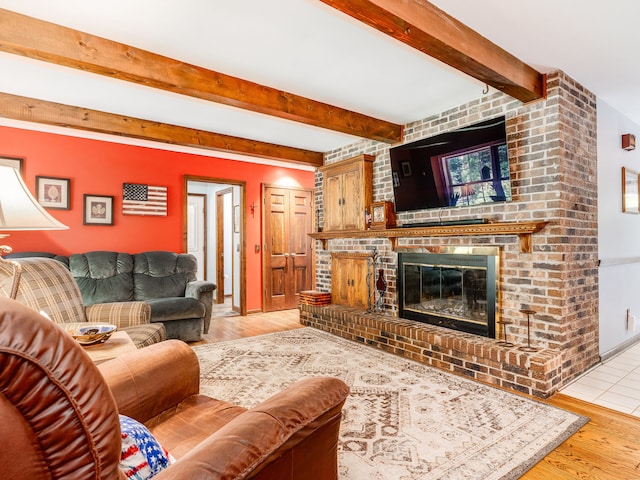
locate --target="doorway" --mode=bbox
[187,193,207,280]
[185,176,246,316]
[262,184,314,311]
[215,188,232,304]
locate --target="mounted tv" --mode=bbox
[390,116,512,213]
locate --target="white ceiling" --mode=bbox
[0,0,638,166]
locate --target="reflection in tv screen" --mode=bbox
[390,116,512,213]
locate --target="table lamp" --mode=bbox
[0,165,68,298]
[460,184,475,205]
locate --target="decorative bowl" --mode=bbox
[71,324,117,346]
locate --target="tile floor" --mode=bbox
[561,342,640,415]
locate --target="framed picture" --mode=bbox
[392,170,400,187]
[0,155,24,175]
[36,176,70,210]
[622,167,640,214]
[83,194,114,225]
[401,161,412,176]
[234,205,240,233]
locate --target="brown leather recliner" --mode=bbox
[0,297,349,480]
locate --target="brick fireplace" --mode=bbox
[307,71,600,398]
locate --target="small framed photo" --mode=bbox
[0,155,24,175]
[36,176,70,210]
[83,194,114,225]
[392,170,400,187]
[401,161,412,177]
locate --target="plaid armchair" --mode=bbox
[0,257,165,348]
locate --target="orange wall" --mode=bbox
[0,125,315,312]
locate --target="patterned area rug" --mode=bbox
[193,328,587,480]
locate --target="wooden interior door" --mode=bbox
[263,185,313,311]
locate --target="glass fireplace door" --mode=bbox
[398,251,498,338]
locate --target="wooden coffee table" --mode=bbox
[83,330,137,364]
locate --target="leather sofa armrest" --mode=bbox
[186,280,217,333]
[155,377,349,480]
[85,301,151,328]
[98,340,200,422]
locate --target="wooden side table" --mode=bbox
[83,330,137,364]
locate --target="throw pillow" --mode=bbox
[119,415,172,479]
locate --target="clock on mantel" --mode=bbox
[369,201,396,230]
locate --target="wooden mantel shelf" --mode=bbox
[309,221,548,253]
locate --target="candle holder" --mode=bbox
[496,320,514,347]
[518,309,539,352]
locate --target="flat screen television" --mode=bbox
[389,116,512,213]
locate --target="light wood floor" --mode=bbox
[199,309,640,479]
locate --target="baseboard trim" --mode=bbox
[601,333,640,362]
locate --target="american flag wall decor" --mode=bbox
[122,183,168,216]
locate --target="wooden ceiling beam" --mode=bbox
[0,92,324,167]
[320,0,545,103]
[0,8,402,144]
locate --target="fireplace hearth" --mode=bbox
[397,247,499,338]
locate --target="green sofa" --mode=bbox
[64,251,216,342]
[8,250,216,342]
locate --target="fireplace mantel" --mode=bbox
[309,221,548,253]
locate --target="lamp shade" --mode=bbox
[0,165,68,231]
[460,184,475,197]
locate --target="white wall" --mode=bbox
[598,99,640,354]
[223,192,233,293]
[233,185,241,311]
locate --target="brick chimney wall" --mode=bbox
[313,71,599,387]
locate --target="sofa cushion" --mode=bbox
[123,324,167,349]
[133,251,197,300]
[3,257,88,324]
[148,396,246,459]
[70,252,134,305]
[145,297,205,321]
